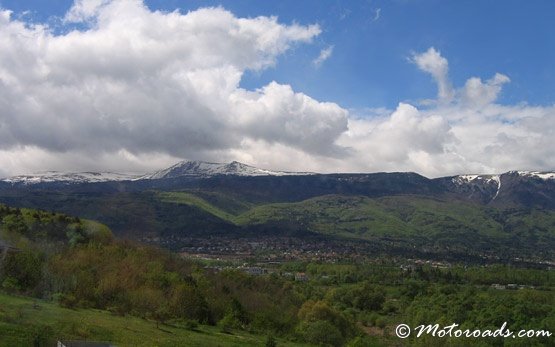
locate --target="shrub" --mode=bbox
[184,319,199,330]
[265,335,277,347]
[300,320,344,347]
[218,313,241,333]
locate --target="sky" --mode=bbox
[0,0,553,177]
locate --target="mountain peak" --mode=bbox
[139,160,314,180]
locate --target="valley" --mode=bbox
[1,161,554,346]
[1,161,554,264]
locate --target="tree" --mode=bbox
[354,282,385,311]
[1,249,43,292]
[297,300,356,345]
[169,283,211,323]
[300,320,343,347]
[2,213,28,235]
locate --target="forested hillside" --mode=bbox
[1,203,554,346]
[1,187,555,262]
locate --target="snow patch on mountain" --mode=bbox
[2,162,552,186]
[453,174,479,184]
[490,175,501,200]
[0,161,313,185]
[139,161,314,180]
[516,171,555,180]
[452,174,499,185]
[1,171,140,185]
[451,174,502,201]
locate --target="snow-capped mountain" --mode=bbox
[451,171,555,189]
[0,171,140,185]
[451,171,554,187]
[139,160,314,180]
[1,160,552,200]
[447,170,555,205]
[451,174,502,201]
[0,161,313,185]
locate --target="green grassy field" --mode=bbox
[0,293,305,347]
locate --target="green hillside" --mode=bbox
[0,204,113,248]
[0,292,304,347]
[2,189,555,258]
[157,192,555,257]
[1,202,554,347]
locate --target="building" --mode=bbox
[240,266,266,276]
[57,341,116,347]
[295,272,309,282]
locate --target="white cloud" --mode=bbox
[373,8,381,22]
[64,0,112,23]
[232,81,348,156]
[462,73,510,108]
[333,48,554,177]
[312,45,334,67]
[0,146,180,176]
[336,104,457,175]
[0,1,344,175]
[0,2,553,178]
[411,47,454,103]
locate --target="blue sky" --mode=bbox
[1,0,554,110]
[0,0,554,176]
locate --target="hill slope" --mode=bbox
[0,293,303,347]
[155,191,555,259]
[1,161,554,261]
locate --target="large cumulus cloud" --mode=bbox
[333,49,554,177]
[0,0,347,175]
[0,2,553,177]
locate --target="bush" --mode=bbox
[58,293,78,309]
[347,336,387,347]
[184,319,199,330]
[1,276,20,293]
[364,312,380,327]
[1,250,43,292]
[107,305,127,316]
[298,300,356,339]
[265,335,277,347]
[31,324,54,347]
[375,316,387,329]
[218,313,241,333]
[300,320,344,347]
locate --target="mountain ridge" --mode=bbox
[0,162,554,260]
[0,171,141,185]
[138,160,315,180]
[1,161,554,211]
[2,159,553,185]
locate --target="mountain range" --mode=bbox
[1,160,554,262]
[0,160,312,184]
[2,160,554,208]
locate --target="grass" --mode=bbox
[0,293,305,347]
[157,191,238,223]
